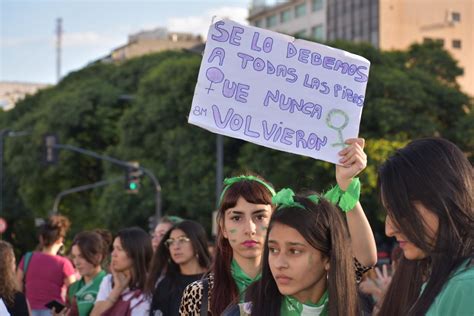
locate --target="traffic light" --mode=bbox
[125,162,141,193]
[43,134,59,164]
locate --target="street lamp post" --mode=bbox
[52,176,124,214]
[47,142,162,221]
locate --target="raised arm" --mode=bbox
[335,138,377,267]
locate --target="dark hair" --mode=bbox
[72,230,112,266]
[247,195,358,316]
[211,174,274,315]
[39,215,71,248]
[116,227,153,290]
[145,220,211,295]
[0,241,17,307]
[377,138,474,315]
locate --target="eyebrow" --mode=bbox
[268,240,306,247]
[228,209,269,215]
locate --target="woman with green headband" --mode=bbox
[180,138,376,315]
[228,189,361,316]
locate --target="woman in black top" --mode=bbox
[0,240,29,316]
[145,220,211,316]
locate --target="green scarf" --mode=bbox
[231,259,261,302]
[281,290,329,316]
[68,270,106,316]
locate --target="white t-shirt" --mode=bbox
[96,274,150,316]
[0,299,11,316]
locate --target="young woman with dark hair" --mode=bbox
[53,230,112,316]
[180,138,377,315]
[377,137,474,315]
[179,173,275,316]
[146,220,211,316]
[16,214,76,316]
[91,227,153,316]
[233,189,360,316]
[0,240,29,316]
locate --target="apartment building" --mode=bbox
[248,0,473,96]
[106,28,203,62]
[0,81,50,111]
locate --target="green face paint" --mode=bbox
[230,239,237,243]
[261,225,268,231]
[229,228,237,234]
[308,252,314,265]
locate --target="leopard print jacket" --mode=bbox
[178,259,371,315]
[179,273,214,315]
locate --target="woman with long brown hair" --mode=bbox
[0,240,29,315]
[234,189,360,316]
[91,227,153,316]
[180,138,376,315]
[377,138,474,315]
[146,220,211,316]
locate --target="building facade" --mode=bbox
[248,0,473,96]
[0,82,50,111]
[108,28,203,62]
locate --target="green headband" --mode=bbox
[219,175,276,204]
[272,178,361,213]
[272,188,305,210]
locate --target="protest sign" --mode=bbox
[188,19,370,164]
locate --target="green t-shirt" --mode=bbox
[424,259,474,316]
[68,270,106,316]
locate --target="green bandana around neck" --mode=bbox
[231,259,261,302]
[281,290,329,316]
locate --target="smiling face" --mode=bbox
[71,245,98,278]
[385,202,439,260]
[268,223,329,303]
[221,196,272,262]
[167,228,197,267]
[111,237,133,272]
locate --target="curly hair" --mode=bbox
[0,240,18,307]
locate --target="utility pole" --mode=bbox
[216,135,224,208]
[56,18,62,83]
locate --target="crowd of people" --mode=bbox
[0,137,472,316]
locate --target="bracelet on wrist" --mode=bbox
[323,178,361,212]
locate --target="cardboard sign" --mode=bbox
[189,19,370,164]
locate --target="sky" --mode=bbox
[0,0,266,84]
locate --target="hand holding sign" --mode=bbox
[189,19,370,164]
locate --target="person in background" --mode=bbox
[91,227,153,316]
[377,138,474,315]
[16,215,76,316]
[53,230,111,316]
[146,220,211,316]
[151,216,183,251]
[0,240,30,316]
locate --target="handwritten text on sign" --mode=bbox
[188,19,370,164]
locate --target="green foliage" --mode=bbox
[1,42,472,253]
